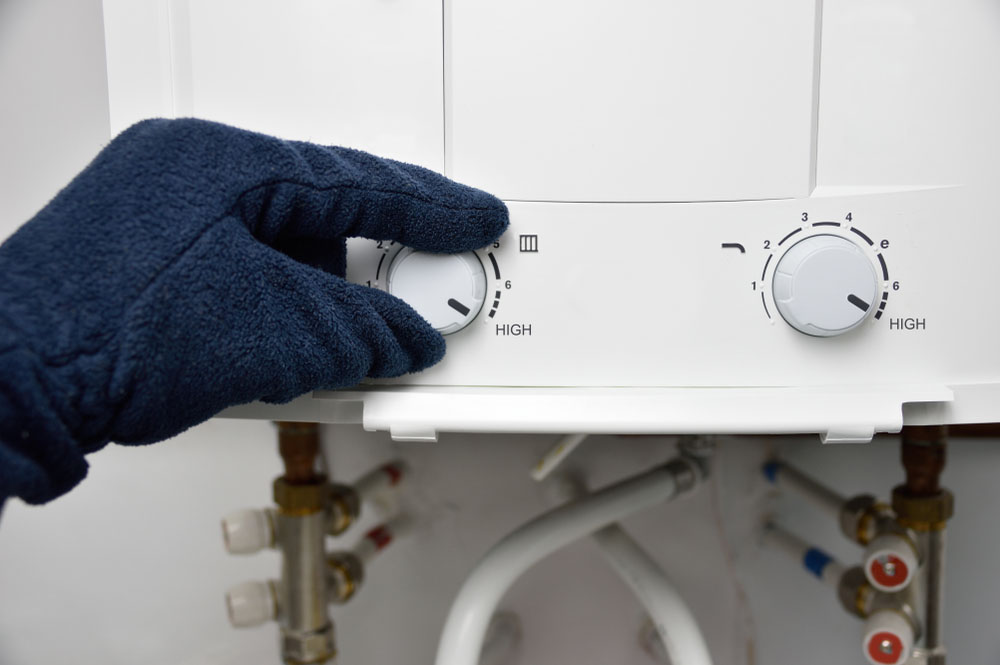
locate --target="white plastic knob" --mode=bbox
[864,533,918,592]
[772,234,879,337]
[387,249,487,335]
[862,609,914,665]
[221,508,275,554]
[225,580,277,628]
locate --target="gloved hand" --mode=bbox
[0,118,508,505]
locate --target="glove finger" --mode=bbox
[104,119,508,253]
[297,141,509,253]
[291,274,447,389]
[359,286,446,377]
[235,139,510,253]
[228,243,443,394]
[249,270,445,400]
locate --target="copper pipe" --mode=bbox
[276,421,321,484]
[900,425,947,497]
[946,423,1000,437]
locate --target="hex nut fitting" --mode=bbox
[838,566,872,618]
[839,494,879,545]
[326,552,365,604]
[891,487,954,531]
[327,484,361,536]
[281,624,336,665]
[273,477,327,515]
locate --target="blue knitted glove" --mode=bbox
[0,119,508,504]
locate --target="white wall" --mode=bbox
[1,3,999,665]
[0,0,111,233]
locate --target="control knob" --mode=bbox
[772,235,879,337]
[386,249,487,335]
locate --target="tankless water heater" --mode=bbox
[102,0,1000,442]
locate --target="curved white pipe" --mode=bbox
[552,473,712,665]
[478,611,522,665]
[592,524,713,665]
[434,463,687,665]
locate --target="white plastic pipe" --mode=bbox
[351,513,415,565]
[592,524,713,665]
[478,611,522,665]
[764,461,845,523]
[763,522,846,588]
[434,463,687,665]
[530,433,589,481]
[552,474,712,665]
[353,460,410,504]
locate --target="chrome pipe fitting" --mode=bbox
[277,501,335,664]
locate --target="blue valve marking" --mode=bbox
[803,548,833,579]
[762,461,782,483]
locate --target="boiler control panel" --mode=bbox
[345,185,989,391]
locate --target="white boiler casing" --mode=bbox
[103,0,1000,441]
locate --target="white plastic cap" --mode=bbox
[864,533,918,592]
[863,609,914,665]
[225,580,277,628]
[221,508,274,555]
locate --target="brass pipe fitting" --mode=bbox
[891,491,954,533]
[837,566,922,636]
[277,421,322,484]
[839,495,898,546]
[241,423,407,663]
[900,425,947,495]
[326,552,365,605]
[273,477,329,516]
[892,426,954,532]
[327,484,361,536]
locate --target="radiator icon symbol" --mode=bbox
[519,235,538,252]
